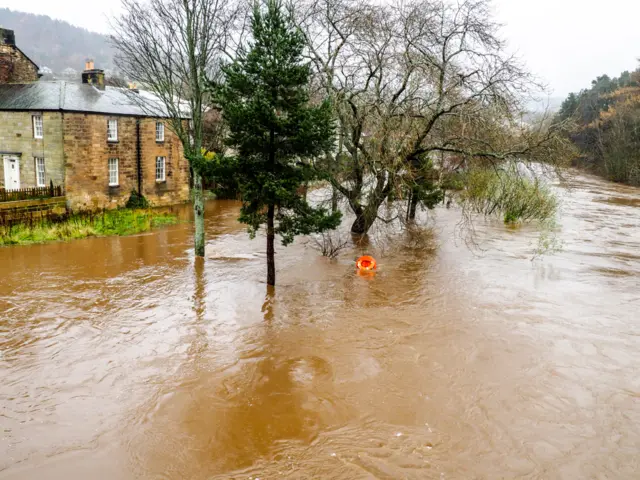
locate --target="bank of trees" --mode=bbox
[292,0,572,235]
[113,0,574,281]
[557,67,640,185]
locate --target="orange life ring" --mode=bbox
[356,255,377,271]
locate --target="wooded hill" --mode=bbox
[557,66,640,185]
[0,8,114,73]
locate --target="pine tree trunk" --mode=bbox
[267,116,277,287]
[332,122,343,215]
[408,187,419,221]
[331,185,339,213]
[193,170,205,257]
[266,203,276,286]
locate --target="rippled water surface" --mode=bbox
[1,173,639,479]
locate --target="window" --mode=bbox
[33,115,43,139]
[156,156,166,182]
[107,119,118,142]
[156,122,165,142]
[108,158,119,186]
[35,157,46,187]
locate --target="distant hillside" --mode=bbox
[556,66,640,185]
[0,8,114,74]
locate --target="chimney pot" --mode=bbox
[82,60,105,90]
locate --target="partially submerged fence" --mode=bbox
[0,183,64,203]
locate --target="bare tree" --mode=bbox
[112,0,241,257]
[311,231,350,258]
[295,0,573,236]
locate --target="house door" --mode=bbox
[3,156,20,190]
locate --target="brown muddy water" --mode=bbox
[1,173,639,479]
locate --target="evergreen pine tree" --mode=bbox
[214,0,341,287]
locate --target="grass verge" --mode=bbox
[0,208,178,246]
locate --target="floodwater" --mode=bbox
[0,173,639,479]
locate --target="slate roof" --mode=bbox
[0,81,188,118]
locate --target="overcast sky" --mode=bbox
[1,0,639,97]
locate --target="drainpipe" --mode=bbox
[136,118,142,195]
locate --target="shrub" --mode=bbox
[312,231,349,258]
[125,190,150,209]
[459,166,558,224]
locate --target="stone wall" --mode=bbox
[63,113,189,210]
[139,119,190,207]
[0,197,66,221]
[0,44,39,84]
[0,111,65,189]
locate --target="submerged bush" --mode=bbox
[459,166,558,224]
[311,231,349,258]
[125,190,150,209]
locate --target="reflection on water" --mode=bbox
[1,175,639,479]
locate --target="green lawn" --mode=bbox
[0,208,179,246]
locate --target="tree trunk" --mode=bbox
[408,187,419,221]
[331,185,339,213]
[193,256,206,320]
[351,209,376,235]
[266,203,276,286]
[332,121,343,215]
[193,170,205,257]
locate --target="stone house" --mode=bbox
[0,28,190,210]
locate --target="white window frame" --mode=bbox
[156,122,165,142]
[33,115,43,139]
[107,119,118,142]
[108,158,119,186]
[35,157,46,187]
[156,156,166,182]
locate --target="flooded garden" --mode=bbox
[1,173,639,479]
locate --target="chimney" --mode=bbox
[81,58,105,90]
[0,28,16,46]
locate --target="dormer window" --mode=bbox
[33,115,43,139]
[107,119,118,142]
